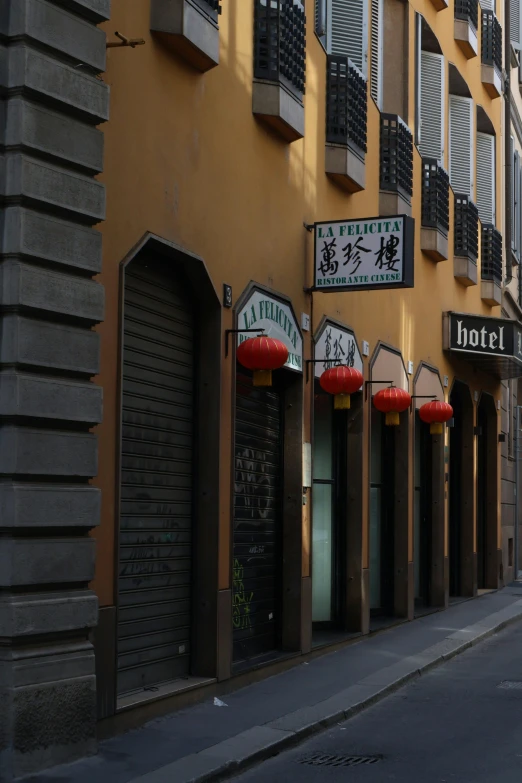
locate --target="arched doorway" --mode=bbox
[448,381,474,597]
[477,393,499,589]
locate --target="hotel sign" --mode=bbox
[444,312,522,379]
[313,215,414,292]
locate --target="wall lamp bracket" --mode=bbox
[303,222,315,233]
[225,328,264,358]
[364,380,393,401]
[409,394,437,411]
[107,31,146,49]
[305,358,344,383]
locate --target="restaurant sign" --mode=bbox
[237,288,303,373]
[313,215,415,292]
[314,319,363,378]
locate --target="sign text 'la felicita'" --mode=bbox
[313,215,414,292]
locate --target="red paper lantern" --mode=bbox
[320,366,363,410]
[373,386,411,426]
[419,400,453,435]
[237,336,289,386]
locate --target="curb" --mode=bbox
[129,602,522,783]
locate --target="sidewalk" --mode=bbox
[27,587,522,783]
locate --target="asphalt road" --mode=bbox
[232,620,522,783]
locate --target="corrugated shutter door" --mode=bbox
[233,374,282,665]
[419,51,444,163]
[370,0,382,106]
[511,0,521,46]
[118,258,194,695]
[331,0,367,75]
[476,132,495,224]
[449,95,474,197]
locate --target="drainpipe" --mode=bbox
[505,0,513,282]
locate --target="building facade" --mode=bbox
[2,0,522,777]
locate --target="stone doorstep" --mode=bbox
[127,599,522,783]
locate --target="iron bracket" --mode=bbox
[364,380,393,401]
[225,328,264,358]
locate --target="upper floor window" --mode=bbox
[315,0,368,77]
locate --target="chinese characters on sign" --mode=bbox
[314,216,414,292]
[314,321,363,378]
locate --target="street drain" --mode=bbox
[498,681,522,690]
[299,753,382,767]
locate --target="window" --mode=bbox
[315,0,368,76]
[511,0,521,48]
[419,51,445,164]
[512,141,522,261]
[370,0,383,106]
[449,95,474,198]
[476,132,495,224]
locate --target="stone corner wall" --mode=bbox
[0,0,110,778]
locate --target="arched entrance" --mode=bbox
[448,381,474,597]
[115,236,221,699]
[477,393,499,589]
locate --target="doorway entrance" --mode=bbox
[414,411,432,607]
[477,393,498,589]
[370,405,396,617]
[449,381,474,597]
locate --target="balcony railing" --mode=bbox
[421,159,449,234]
[455,0,478,29]
[481,10,502,71]
[454,194,479,261]
[379,114,413,198]
[326,55,367,154]
[481,224,502,283]
[254,0,306,99]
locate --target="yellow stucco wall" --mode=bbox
[93,0,503,604]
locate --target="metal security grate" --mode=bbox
[498,680,522,689]
[481,223,502,283]
[481,10,502,72]
[193,0,221,20]
[421,158,449,234]
[326,55,367,152]
[300,753,383,767]
[254,0,306,98]
[455,0,478,29]
[379,113,413,197]
[454,194,479,262]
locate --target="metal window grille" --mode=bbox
[326,55,367,153]
[481,10,502,72]
[481,223,502,283]
[455,0,478,29]
[379,113,413,196]
[454,194,479,261]
[421,159,449,234]
[193,0,221,20]
[254,0,306,98]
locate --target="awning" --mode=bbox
[443,312,522,380]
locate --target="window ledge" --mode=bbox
[421,227,448,262]
[379,190,411,218]
[481,64,502,98]
[454,255,477,285]
[325,143,365,193]
[252,80,304,143]
[150,0,219,73]
[429,0,448,9]
[454,19,478,58]
[481,279,502,305]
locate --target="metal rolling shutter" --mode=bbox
[331,0,367,76]
[118,258,194,695]
[233,374,282,664]
[419,51,445,164]
[476,132,496,225]
[449,95,474,198]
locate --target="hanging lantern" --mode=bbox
[373,386,411,426]
[319,366,364,410]
[419,400,453,435]
[236,336,288,387]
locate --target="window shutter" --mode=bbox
[370,0,382,106]
[449,95,474,198]
[476,132,495,224]
[331,0,368,76]
[514,149,521,259]
[480,0,494,10]
[511,137,515,250]
[511,0,521,47]
[519,164,522,257]
[315,0,327,47]
[419,52,444,164]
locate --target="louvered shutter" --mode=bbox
[449,95,474,198]
[511,137,515,249]
[419,52,444,164]
[370,0,382,106]
[480,0,494,9]
[511,0,521,47]
[476,132,495,224]
[331,0,368,76]
[514,149,521,259]
[315,0,327,47]
[519,164,522,258]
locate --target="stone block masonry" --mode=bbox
[0,0,109,779]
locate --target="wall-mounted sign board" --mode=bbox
[313,215,415,292]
